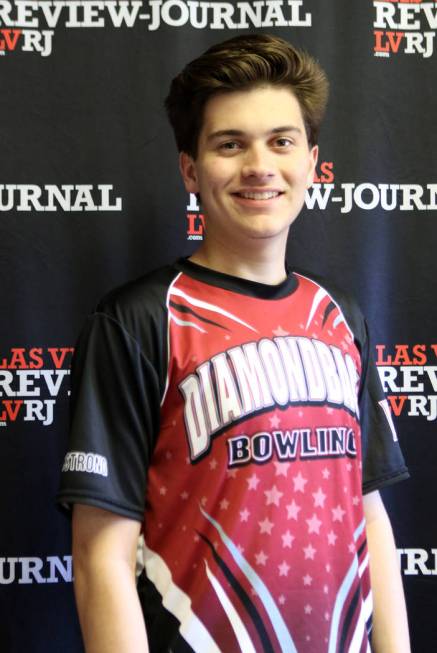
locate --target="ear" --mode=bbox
[179,152,199,194]
[306,145,319,188]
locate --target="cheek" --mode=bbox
[199,165,231,194]
[292,158,315,187]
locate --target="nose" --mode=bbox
[241,144,275,180]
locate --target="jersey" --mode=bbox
[57,258,408,653]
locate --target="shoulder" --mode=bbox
[73,264,181,384]
[292,267,368,350]
[94,263,181,331]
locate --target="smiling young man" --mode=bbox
[179,85,317,284]
[58,35,410,652]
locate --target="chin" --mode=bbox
[244,217,292,238]
[243,226,288,241]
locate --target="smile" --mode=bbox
[235,191,283,200]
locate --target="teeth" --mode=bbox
[239,191,280,200]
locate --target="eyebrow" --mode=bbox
[207,126,303,142]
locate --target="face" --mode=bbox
[179,85,318,250]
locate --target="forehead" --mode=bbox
[199,85,306,138]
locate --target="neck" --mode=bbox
[190,233,289,285]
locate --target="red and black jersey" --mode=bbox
[58,258,408,653]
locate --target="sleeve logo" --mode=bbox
[62,451,108,477]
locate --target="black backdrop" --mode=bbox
[1,1,436,651]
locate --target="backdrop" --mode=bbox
[1,1,436,651]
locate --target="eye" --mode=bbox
[274,137,294,148]
[218,141,242,153]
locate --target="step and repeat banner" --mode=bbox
[1,1,436,651]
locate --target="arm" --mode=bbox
[364,490,410,653]
[72,504,149,653]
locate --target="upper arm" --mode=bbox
[358,325,409,494]
[57,312,160,522]
[363,490,388,525]
[72,503,142,572]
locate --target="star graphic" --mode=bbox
[265,484,284,506]
[227,469,237,478]
[159,487,167,496]
[209,458,218,470]
[324,611,330,622]
[240,509,250,522]
[293,471,308,492]
[165,451,173,459]
[255,550,268,565]
[303,543,316,560]
[237,544,245,554]
[352,495,360,506]
[180,491,189,500]
[269,414,281,428]
[201,496,208,506]
[278,595,286,605]
[326,563,331,573]
[274,461,290,477]
[312,487,326,508]
[259,518,274,535]
[348,542,356,554]
[323,585,329,594]
[332,504,346,522]
[303,574,313,586]
[273,325,290,336]
[220,498,229,510]
[281,530,294,548]
[327,530,337,546]
[247,473,260,490]
[304,604,313,615]
[306,514,322,535]
[346,462,352,472]
[278,561,290,577]
[326,407,334,415]
[322,468,331,479]
[286,499,301,520]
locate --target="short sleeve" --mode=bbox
[56,312,161,521]
[359,323,409,494]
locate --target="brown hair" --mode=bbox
[165,33,329,158]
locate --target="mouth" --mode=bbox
[233,190,284,200]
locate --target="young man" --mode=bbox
[58,34,410,652]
